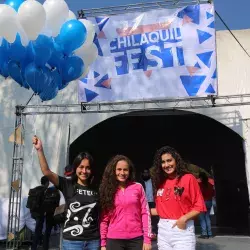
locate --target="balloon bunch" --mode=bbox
[0,0,97,101]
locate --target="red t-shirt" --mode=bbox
[155,174,206,220]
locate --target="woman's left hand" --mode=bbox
[142,243,152,250]
[172,216,187,230]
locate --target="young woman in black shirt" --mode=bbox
[32,136,100,250]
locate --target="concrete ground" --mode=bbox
[152,236,250,250]
[1,235,250,249]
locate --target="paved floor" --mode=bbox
[151,236,250,250]
[2,236,250,249]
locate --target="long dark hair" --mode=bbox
[199,172,209,187]
[71,152,94,186]
[99,155,136,212]
[151,146,189,193]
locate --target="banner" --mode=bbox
[78,3,217,103]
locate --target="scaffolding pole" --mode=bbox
[79,0,209,17]
[17,94,250,115]
[6,106,25,250]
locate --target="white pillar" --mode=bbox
[242,119,250,201]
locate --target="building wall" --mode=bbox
[1,29,250,199]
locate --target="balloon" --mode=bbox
[58,20,87,54]
[0,39,9,64]
[61,56,84,82]
[5,0,24,11]
[0,4,19,43]
[47,40,64,69]
[0,39,10,77]
[31,35,53,66]
[25,63,52,94]
[75,43,98,66]
[0,61,9,78]
[8,60,23,86]
[43,0,69,37]
[18,24,29,46]
[9,34,26,62]
[39,69,59,101]
[18,0,46,41]
[79,19,95,47]
[66,10,76,21]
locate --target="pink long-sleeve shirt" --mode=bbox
[100,182,151,247]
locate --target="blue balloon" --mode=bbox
[20,57,33,89]
[31,35,53,67]
[61,56,84,82]
[25,63,52,94]
[48,40,64,70]
[0,39,9,63]
[58,20,87,54]
[5,0,24,11]
[58,80,70,90]
[9,34,27,62]
[39,69,59,101]
[8,60,23,86]
[0,61,9,78]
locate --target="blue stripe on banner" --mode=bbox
[176,47,185,66]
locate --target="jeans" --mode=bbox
[31,213,54,250]
[199,200,213,236]
[62,239,100,250]
[157,219,195,250]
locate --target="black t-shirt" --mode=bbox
[57,176,100,241]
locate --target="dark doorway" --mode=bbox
[69,110,249,235]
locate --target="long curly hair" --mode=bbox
[99,155,136,212]
[151,146,189,193]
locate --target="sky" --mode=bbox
[1,0,250,31]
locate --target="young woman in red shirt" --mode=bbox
[151,146,206,250]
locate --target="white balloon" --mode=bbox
[79,19,95,47]
[75,43,98,66]
[43,0,69,37]
[0,4,19,43]
[18,23,29,46]
[18,0,46,41]
[67,10,76,21]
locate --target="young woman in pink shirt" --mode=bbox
[100,155,152,250]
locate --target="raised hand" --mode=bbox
[32,136,43,151]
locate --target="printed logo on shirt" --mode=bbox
[76,189,97,196]
[63,202,96,237]
[157,189,164,196]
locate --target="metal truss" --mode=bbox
[6,107,26,250]
[79,0,209,17]
[17,94,250,116]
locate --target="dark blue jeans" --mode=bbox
[62,239,100,250]
[199,200,213,236]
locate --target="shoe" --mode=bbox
[198,235,209,239]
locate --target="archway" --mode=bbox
[69,110,249,235]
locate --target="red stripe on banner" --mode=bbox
[186,66,199,76]
[182,15,193,25]
[116,21,172,37]
[97,30,107,39]
[102,78,112,89]
[144,70,152,78]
